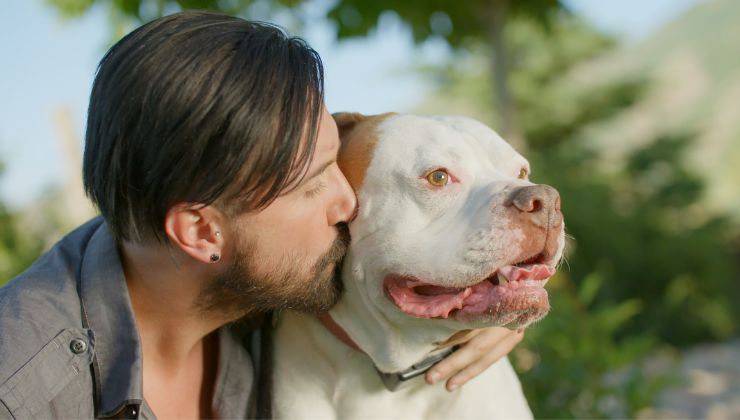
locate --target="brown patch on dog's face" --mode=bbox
[333,112,396,191]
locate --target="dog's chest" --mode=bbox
[271,311,533,420]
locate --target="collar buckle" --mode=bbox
[376,345,459,391]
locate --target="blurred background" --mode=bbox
[1,0,738,417]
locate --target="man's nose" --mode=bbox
[505,184,562,228]
[328,168,358,225]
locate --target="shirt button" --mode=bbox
[124,405,139,419]
[69,338,87,354]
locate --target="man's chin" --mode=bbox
[294,225,349,313]
[293,262,343,314]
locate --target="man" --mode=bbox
[0,11,523,419]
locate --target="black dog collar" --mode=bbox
[375,345,459,391]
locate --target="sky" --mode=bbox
[0,0,704,209]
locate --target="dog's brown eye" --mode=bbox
[426,170,449,187]
[518,168,528,179]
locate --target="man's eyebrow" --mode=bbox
[301,139,341,184]
[302,158,336,184]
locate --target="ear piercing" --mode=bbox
[210,231,222,262]
[211,231,221,262]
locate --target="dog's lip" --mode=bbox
[383,262,555,320]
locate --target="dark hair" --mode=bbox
[83,10,324,242]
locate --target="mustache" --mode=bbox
[313,222,351,274]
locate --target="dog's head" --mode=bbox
[335,112,565,331]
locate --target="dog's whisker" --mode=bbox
[559,255,571,272]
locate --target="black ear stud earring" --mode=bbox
[210,253,220,263]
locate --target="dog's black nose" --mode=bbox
[506,184,562,228]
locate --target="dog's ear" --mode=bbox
[334,112,395,190]
[333,112,367,141]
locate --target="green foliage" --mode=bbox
[547,132,740,345]
[47,0,246,21]
[0,164,45,285]
[512,274,678,417]
[320,0,564,46]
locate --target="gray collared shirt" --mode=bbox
[0,217,256,418]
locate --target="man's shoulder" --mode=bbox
[0,217,103,384]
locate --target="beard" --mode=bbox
[196,222,350,318]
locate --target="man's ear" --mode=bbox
[332,112,367,141]
[164,203,225,264]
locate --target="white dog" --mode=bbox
[272,113,565,419]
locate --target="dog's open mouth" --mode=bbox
[383,254,555,325]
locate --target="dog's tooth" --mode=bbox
[497,273,508,284]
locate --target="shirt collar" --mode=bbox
[77,218,254,418]
[211,326,254,418]
[79,218,144,417]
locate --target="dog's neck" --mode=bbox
[328,252,460,373]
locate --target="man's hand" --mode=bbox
[425,327,524,391]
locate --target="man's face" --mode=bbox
[198,108,357,315]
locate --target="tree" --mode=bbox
[319,0,566,149]
[46,0,566,149]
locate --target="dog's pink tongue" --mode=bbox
[386,281,472,319]
[498,264,554,282]
[385,265,555,319]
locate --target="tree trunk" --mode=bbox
[487,0,525,151]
